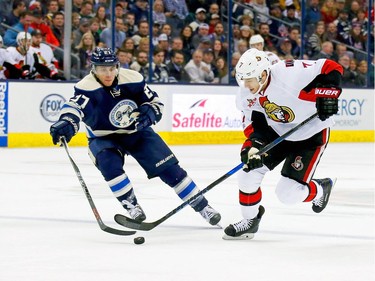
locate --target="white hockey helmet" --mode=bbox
[235,48,271,92]
[249,34,264,47]
[16,31,32,46]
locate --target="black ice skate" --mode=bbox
[223,205,265,240]
[122,200,146,222]
[312,178,336,213]
[199,204,221,225]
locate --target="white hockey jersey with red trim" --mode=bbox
[236,59,342,141]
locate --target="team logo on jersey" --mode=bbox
[259,96,295,123]
[291,156,304,171]
[247,97,257,108]
[109,100,137,128]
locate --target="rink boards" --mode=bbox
[0,81,373,147]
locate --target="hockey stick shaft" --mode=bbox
[61,137,136,236]
[115,112,319,231]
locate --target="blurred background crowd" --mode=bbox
[0,0,373,87]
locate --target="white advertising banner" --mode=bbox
[171,93,241,132]
[6,82,374,133]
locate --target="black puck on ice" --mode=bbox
[134,236,145,245]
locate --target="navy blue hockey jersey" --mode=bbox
[59,69,164,138]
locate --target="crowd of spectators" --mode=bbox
[0,0,373,87]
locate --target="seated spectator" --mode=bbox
[180,25,194,61]
[120,38,136,56]
[30,9,60,47]
[164,0,189,37]
[215,56,228,84]
[184,49,214,83]
[249,0,270,24]
[116,48,133,69]
[325,22,338,42]
[152,0,166,25]
[2,0,26,28]
[74,31,96,78]
[72,17,91,49]
[208,14,221,34]
[347,24,367,62]
[304,0,321,37]
[338,54,358,87]
[334,9,351,42]
[282,4,301,28]
[100,17,126,50]
[131,20,149,48]
[212,39,227,60]
[189,8,207,33]
[192,23,211,49]
[212,22,228,51]
[355,60,368,87]
[312,41,335,60]
[277,38,293,59]
[129,0,148,24]
[306,22,327,58]
[167,50,190,83]
[136,37,150,54]
[50,12,65,47]
[140,48,172,83]
[202,48,219,83]
[95,5,111,33]
[257,22,278,51]
[160,24,173,42]
[320,0,338,24]
[229,51,241,85]
[71,12,81,32]
[3,11,34,47]
[79,1,95,19]
[89,17,101,46]
[130,50,148,71]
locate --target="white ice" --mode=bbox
[0,143,374,281]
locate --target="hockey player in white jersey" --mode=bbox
[249,34,280,65]
[223,48,343,240]
[6,31,64,80]
[50,47,221,226]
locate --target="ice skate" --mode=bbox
[312,178,336,213]
[223,205,265,240]
[122,200,146,222]
[199,204,221,226]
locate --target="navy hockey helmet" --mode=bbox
[91,47,119,66]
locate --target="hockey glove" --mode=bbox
[21,65,33,79]
[130,104,159,131]
[50,69,66,80]
[240,138,266,172]
[315,86,341,121]
[50,115,80,145]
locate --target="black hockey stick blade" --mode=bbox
[114,112,319,231]
[61,137,136,236]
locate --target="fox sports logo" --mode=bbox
[109,100,137,128]
[40,94,66,122]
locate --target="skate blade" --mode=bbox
[222,233,255,240]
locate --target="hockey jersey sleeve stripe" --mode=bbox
[320,59,343,75]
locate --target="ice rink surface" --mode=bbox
[0,142,374,281]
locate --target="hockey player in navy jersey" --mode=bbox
[223,48,343,240]
[50,47,221,225]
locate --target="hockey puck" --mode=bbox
[133,236,145,245]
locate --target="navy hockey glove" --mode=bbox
[50,115,79,145]
[315,86,341,121]
[240,138,266,172]
[130,104,160,131]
